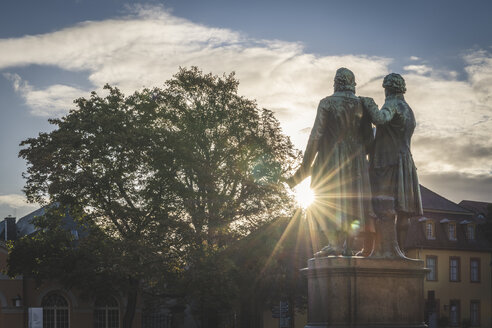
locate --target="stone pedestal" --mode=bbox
[304,256,427,328]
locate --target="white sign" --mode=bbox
[28,307,43,328]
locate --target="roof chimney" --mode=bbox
[4,215,17,241]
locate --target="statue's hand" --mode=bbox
[279,176,296,188]
[286,166,311,188]
[286,176,297,189]
[359,96,377,109]
[383,98,398,110]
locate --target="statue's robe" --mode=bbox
[360,95,423,216]
[296,91,375,231]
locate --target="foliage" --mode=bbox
[184,246,240,327]
[228,211,310,326]
[157,67,299,325]
[157,67,298,246]
[8,207,126,298]
[12,67,299,327]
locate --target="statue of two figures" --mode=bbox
[287,68,423,258]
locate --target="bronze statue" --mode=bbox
[360,73,423,258]
[287,67,375,256]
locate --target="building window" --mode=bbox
[42,293,69,328]
[449,300,460,326]
[425,221,435,240]
[448,222,457,241]
[94,296,120,328]
[449,257,460,282]
[470,300,480,326]
[426,256,437,281]
[470,258,480,283]
[466,224,475,240]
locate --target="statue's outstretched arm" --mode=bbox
[360,97,396,125]
[288,101,325,187]
[288,137,317,187]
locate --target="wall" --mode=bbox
[1,242,142,328]
[407,248,491,326]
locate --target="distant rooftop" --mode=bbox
[420,185,472,214]
[404,186,491,251]
[16,206,48,236]
[459,200,491,217]
[403,215,492,252]
[1,203,85,240]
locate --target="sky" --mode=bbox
[1,0,491,219]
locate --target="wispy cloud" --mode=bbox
[0,5,391,147]
[0,194,38,219]
[403,64,432,75]
[0,194,37,209]
[338,49,492,186]
[4,73,85,116]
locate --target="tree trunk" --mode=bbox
[123,277,139,328]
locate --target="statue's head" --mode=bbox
[383,73,406,95]
[334,67,356,93]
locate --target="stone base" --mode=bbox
[303,256,427,328]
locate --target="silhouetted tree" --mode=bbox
[11,67,299,327]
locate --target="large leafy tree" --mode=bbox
[155,67,299,326]
[14,83,186,328]
[11,67,298,328]
[160,67,297,245]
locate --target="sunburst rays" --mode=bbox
[255,149,373,279]
[293,178,315,209]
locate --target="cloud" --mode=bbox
[347,50,492,185]
[0,194,37,209]
[0,5,390,146]
[0,5,491,202]
[400,53,492,179]
[464,49,492,102]
[419,172,492,203]
[403,64,432,75]
[0,194,38,219]
[412,135,492,176]
[4,73,85,116]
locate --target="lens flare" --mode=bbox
[293,177,315,209]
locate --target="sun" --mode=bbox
[293,177,315,209]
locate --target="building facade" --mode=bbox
[0,209,142,328]
[403,186,491,327]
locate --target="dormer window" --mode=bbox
[466,224,475,240]
[425,220,435,240]
[448,222,457,241]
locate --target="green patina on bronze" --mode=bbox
[360,73,422,217]
[288,67,375,255]
[289,69,423,258]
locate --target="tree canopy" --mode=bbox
[11,67,299,328]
